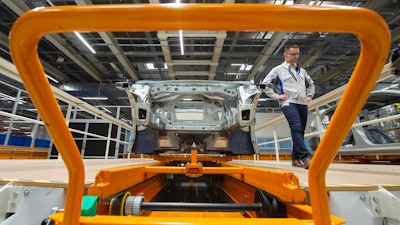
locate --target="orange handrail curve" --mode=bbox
[9,4,390,225]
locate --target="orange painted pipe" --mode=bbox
[9,4,390,225]
[191,150,198,164]
[144,166,243,174]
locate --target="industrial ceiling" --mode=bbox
[0,0,399,133]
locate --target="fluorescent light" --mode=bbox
[109,62,121,72]
[146,63,155,69]
[284,0,294,5]
[176,0,184,55]
[74,31,96,54]
[245,65,253,71]
[45,74,59,83]
[231,64,253,71]
[100,106,111,113]
[146,63,168,70]
[46,0,55,6]
[81,96,108,100]
[179,30,184,55]
[382,83,399,90]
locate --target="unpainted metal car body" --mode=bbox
[309,89,400,155]
[117,80,261,155]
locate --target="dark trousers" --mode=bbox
[282,103,311,161]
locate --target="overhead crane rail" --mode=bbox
[9,3,390,225]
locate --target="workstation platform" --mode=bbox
[0,158,158,187]
[230,160,400,191]
[1,157,399,225]
[1,158,399,191]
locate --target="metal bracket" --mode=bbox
[0,182,23,223]
[369,186,400,225]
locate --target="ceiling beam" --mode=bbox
[157,31,175,79]
[246,0,313,82]
[391,27,400,43]
[298,35,337,69]
[170,60,217,66]
[210,31,227,80]
[45,34,103,81]
[364,0,393,11]
[75,0,140,81]
[246,32,287,81]
[151,0,231,80]
[315,56,358,83]
[1,30,70,83]
[174,71,210,76]
[40,60,70,83]
[98,32,140,80]
[0,32,8,48]
[3,0,103,81]
[149,0,174,80]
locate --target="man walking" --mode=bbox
[261,45,315,169]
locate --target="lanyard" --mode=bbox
[288,65,300,81]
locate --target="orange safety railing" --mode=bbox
[9,4,390,225]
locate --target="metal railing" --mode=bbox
[0,110,129,159]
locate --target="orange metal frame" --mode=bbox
[9,4,390,225]
[87,158,306,203]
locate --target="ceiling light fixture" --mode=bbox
[382,83,399,90]
[109,62,121,72]
[99,106,112,113]
[46,0,55,6]
[146,63,155,70]
[179,30,184,55]
[74,31,96,54]
[146,63,168,70]
[231,63,253,71]
[273,32,293,56]
[176,0,184,55]
[45,74,59,83]
[81,96,108,100]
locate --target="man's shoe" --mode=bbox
[302,158,311,169]
[292,159,304,168]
